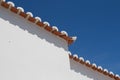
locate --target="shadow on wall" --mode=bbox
[69,59,113,80]
[0,7,68,51]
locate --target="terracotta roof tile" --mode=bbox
[0,0,76,45]
[68,52,120,80]
[1,1,119,80]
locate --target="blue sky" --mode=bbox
[6,0,120,74]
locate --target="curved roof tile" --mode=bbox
[69,53,120,80]
[0,0,76,45]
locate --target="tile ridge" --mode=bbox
[68,51,120,80]
[0,0,77,45]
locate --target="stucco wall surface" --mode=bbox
[0,6,70,80]
[0,6,115,80]
[69,59,115,80]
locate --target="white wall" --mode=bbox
[0,6,70,80]
[69,59,115,80]
[0,6,115,80]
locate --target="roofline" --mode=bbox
[0,0,77,45]
[1,1,119,80]
[69,54,120,80]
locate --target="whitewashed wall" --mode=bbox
[0,6,115,80]
[69,59,115,80]
[0,6,70,80]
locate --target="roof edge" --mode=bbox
[0,0,77,45]
[68,52,120,80]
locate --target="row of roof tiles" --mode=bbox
[0,0,119,80]
[0,0,77,45]
[68,52,120,80]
